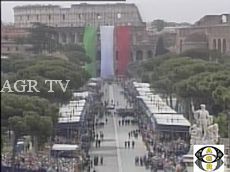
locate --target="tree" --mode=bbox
[24,113,53,151]
[152,19,165,32]
[27,23,59,54]
[8,116,27,172]
[214,113,228,137]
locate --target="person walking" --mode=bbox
[127,141,130,148]
[140,157,143,166]
[105,118,108,124]
[125,141,127,148]
[95,140,98,148]
[135,156,139,165]
[132,141,135,148]
[100,156,103,165]
[90,160,93,167]
[118,120,121,126]
[100,132,103,140]
[96,133,98,140]
[98,139,101,147]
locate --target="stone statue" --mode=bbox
[190,102,219,144]
[192,104,210,140]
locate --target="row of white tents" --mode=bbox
[132,81,190,132]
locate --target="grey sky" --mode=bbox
[1,0,230,24]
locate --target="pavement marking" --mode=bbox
[110,84,123,172]
[113,110,123,172]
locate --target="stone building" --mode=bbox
[1,24,32,55]
[175,14,230,55]
[14,3,144,28]
[11,3,157,73]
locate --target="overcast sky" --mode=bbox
[1,0,230,24]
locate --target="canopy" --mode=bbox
[52,144,79,151]
[153,114,190,126]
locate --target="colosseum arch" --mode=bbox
[213,39,216,49]
[61,33,67,43]
[223,39,227,53]
[218,39,221,52]
[136,50,143,61]
[147,50,153,58]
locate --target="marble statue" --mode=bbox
[190,103,219,144]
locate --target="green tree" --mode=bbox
[27,23,59,54]
[8,116,27,172]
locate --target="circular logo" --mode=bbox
[195,146,224,171]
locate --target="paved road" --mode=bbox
[89,82,150,172]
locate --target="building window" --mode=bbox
[213,39,216,49]
[7,47,10,51]
[117,13,121,19]
[62,14,65,20]
[147,50,153,58]
[218,39,221,52]
[3,36,9,40]
[97,13,101,19]
[136,50,143,61]
[15,47,18,51]
[37,15,39,20]
[48,14,51,20]
[180,40,183,53]
[27,15,30,20]
[61,33,67,43]
[78,14,82,19]
[223,39,227,53]
[222,15,227,23]
[20,16,22,20]
[70,33,75,43]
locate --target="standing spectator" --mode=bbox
[132,141,135,148]
[100,157,103,165]
[98,140,101,147]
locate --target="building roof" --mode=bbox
[133,82,150,88]
[58,98,86,124]
[52,144,79,151]
[153,114,190,126]
[133,81,190,127]
[58,116,81,123]
[73,92,89,99]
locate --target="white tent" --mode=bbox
[52,144,79,151]
[153,114,190,126]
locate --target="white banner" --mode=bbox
[100,26,115,79]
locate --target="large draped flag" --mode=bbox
[100,26,115,79]
[116,26,131,76]
[83,26,97,77]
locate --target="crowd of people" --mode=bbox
[2,151,82,172]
